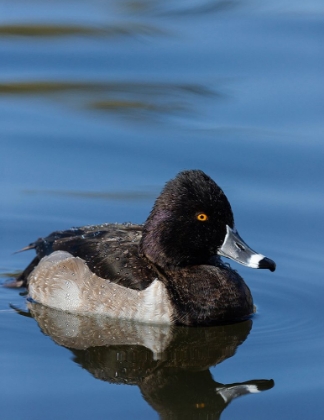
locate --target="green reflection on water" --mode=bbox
[90,99,184,113]
[120,0,239,16]
[0,23,163,38]
[0,81,214,96]
[0,80,219,117]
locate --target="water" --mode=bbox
[1,1,323,419]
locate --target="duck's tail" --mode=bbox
[6,242,40,288]
[13,255,41,288]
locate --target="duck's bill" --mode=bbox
[218,226,276,272]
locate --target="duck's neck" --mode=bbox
[139,210,175,268]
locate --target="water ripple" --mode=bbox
[251,276,323,347]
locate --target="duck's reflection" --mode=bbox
[27,303,274,419]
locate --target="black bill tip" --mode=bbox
[259,257,276,272]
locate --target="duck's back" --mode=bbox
[18,223,156,290]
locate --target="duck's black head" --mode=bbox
[139,170,234,268]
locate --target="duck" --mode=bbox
[15,170,275,326]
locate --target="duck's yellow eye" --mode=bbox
[196,213,208,221]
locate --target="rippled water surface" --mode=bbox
[1,1,323,419]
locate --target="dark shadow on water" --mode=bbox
[21,303,274,419]
[23,189,157,202]
[120,0,241,17]
[159,0,241,17]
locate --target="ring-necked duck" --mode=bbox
[16,170,275,325]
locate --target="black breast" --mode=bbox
[163,263,254,325]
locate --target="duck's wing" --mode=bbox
[17,224,156,290]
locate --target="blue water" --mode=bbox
[1,1,323,419]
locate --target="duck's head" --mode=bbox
[139,170,276,272]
